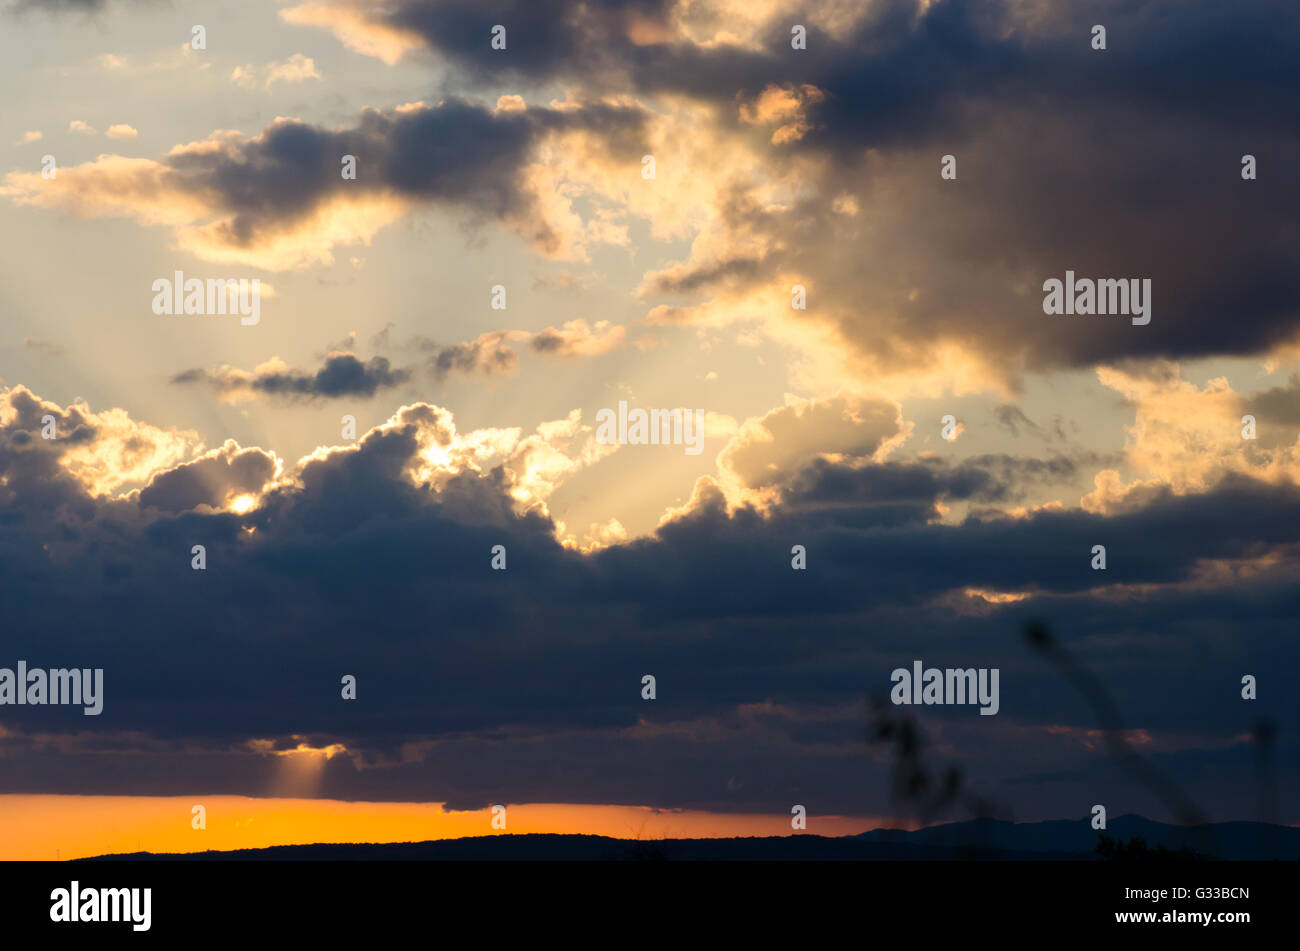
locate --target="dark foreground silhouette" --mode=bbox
[81,815,1299,861]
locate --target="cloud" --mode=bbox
[3,98,650,269]
[994,406,1064,442]
[172,353,411,402]
[717,393,909,494]
[528,319,626,357]
[269,0,1300,394]
[425,331,519,381]
[22,337,65,356]
[16,130,42,144]
[1247,373,1300,427]
[0,385,201,500]
[138,441,281,512]
[1077,362,1300,512]
[5,0,131,12]
[280,1,426,65]
[9,0,116,9]
[737,83,826,144]
[2,0,1298,824]
[400,320,630,382]
[67,120,95,134]
[0,383,1295,821]
[231,53,322,89]
[104,123,137,140]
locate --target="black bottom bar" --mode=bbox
[0,858,1284,939]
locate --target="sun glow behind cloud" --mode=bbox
[228,493,258,514]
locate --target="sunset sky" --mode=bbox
[0,0,1297,860]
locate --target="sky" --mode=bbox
[0,0,1297,859]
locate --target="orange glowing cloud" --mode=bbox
[280,2,425,64]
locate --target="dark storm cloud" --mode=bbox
[663,101,1300,377]
[312,0,1300,149]
[770,0,1300,372]
[0,386,1295,821]
[780,453,1091,514]
[172,353,411,400]
[310,0,1300,375]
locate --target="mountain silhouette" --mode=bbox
[855,813,1299,861]
[79,815,1299,861]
